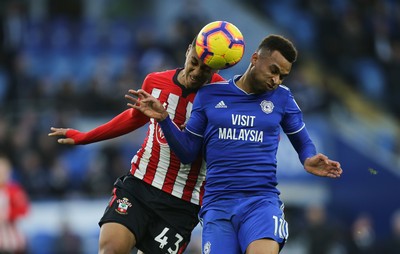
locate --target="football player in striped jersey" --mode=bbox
[49,37,224,254]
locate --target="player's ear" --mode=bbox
[250,52,258,65]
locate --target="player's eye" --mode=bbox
[191,58,199,66]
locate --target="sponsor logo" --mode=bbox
[215,101,227,108]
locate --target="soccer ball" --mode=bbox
[195,21,245,70]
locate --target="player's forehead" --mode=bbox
[260,50,292,73]
[187,45,198,59]
[187,47,211,68]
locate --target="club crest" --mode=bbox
[260,100,274,114]
[115,197,132,215]
[203,241,211,254]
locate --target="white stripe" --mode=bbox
[285,123,305,135]
[185,127,204,138]
[171,101,194,198]
[152,88,162,98]
[190,160,206,204]
[171,164,190,199]
[166,93,179,120]
[133,120,156,180]
[133,88,163,180]
[153,93,179,187]
[185,101,193,125]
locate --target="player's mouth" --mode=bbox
[266,83,275,90]
[189,75,205,85]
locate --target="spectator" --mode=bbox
[383,209,400,253]
[302,204,343,254]
[0,154,30,253]
[347,213,377,254]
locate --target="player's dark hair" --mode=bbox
[191,36,197,47]
[258,35,297,63]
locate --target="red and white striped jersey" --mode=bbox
[130,69,224,205]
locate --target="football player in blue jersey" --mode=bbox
[126,34,343,254]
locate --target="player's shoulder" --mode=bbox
[275,84,293,96]
[146,69,176,80]
[200,79,229,91]
[278,84,290,92]
[143,69,176,91]
[211,73,225,83]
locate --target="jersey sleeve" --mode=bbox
[281,90,316,164]
[280,91,305,134]
[67,108,149,144]
[158,116,203,164]
[211,73,225,82]
[287,127,317,164]
[185,89,208,136]
[141,72,156,93]
[67,74,154,145]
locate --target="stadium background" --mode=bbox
[1,0,399,253]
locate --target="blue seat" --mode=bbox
[28,232,57,254]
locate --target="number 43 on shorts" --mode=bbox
[154,227,184,254]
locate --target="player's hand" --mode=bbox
[304,153,342,178]
[125,89,169,121]
[48,127,76,145]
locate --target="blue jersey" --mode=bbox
[184,75,311,207]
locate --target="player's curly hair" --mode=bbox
[258,35,297,63]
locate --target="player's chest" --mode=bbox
[206,96,284,130]
[152,89,195,122]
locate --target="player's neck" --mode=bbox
[235,75,250,93]
[177,69,187,88]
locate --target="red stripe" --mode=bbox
[178,241,188,254]
[142,140,160,184]
[161,97,187,194]
[161,152,180,194]
[182,155,203,201]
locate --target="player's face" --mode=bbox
[181,45,217,89]
[248,49,292,94]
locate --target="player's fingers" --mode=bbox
[57,138,66,144]
[48,127,65,136]
[317,153,329,161]
[127,89,139,95]
[330,168,342,177]
[57,138,74,145]
[124,94,136,103]
[127,102,136,109]
[137,89,151,97]
[140,97,155,104]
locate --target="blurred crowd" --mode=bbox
[0,0,210,200]
[1,0,398,201]
[248,0,400,118]
[0,0,400,253]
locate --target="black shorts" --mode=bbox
[99,173,200,254]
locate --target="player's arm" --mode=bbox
[49,75,158,145]
[126,89,202,164]
[287,126,342,178]
[158,116,202,164]
[48,108,149,145]
[283,91,342,178]
[286,125,317,165]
